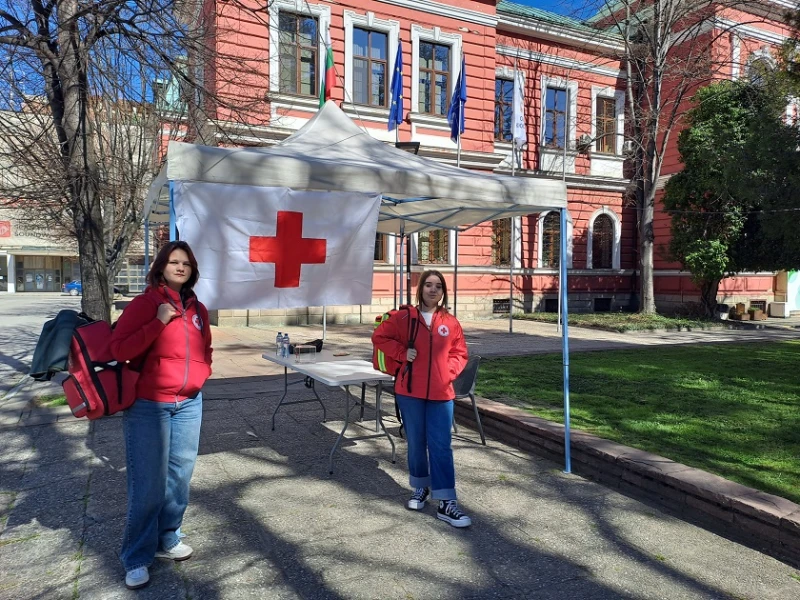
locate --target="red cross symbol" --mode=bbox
[249,211,327,288]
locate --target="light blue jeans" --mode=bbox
[120,393,202,571]
[395,394,456,501]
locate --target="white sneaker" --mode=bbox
[407,487,429,511]
[155,541,193,561]
[125,566,149,589]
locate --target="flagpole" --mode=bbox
[557,76,570,335]
[453,99,462,317]
[399,224,405,309]
[393,236,398,309]
[509,54,519,334]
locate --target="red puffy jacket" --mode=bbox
[110,285,213,403]
[372,306,468,401]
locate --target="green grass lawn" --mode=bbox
[514,312,720,332]
[476,341,800,504]
[34,394,67,408]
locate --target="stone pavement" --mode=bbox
[2,302,800,598]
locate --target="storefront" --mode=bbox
[13,255,80,292]
[0,216,79,293]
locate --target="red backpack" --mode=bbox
[62,319,141,420]
[372,306,420,377]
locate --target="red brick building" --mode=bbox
[175,0,793,324]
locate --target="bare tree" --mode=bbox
[0,0,275,321]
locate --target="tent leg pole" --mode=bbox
[560,207,571,474]
[453,231,458,316]
[509,219,514,334]
[144,220,151,274]
[399,228,405,307]
[406,234,411,305]
[169,181,177,242]
[323,306,327,342]
[393,235,398,310]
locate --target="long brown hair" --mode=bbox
[147,241,200,292]
[416,269,448,311]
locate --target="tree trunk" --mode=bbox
[699,279,721,318]
[57,0,110,322]
[639,185,657,314]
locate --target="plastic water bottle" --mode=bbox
[275,332,283,355]
[282,333,290,358]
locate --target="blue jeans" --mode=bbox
[120,393,202,571]
[395,394,456,501]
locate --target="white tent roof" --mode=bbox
[145,101,567,234]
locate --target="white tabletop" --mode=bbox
[261,349,393,387]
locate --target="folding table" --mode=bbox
[262,350,396,473]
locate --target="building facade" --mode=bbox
[6,1,793,323]
[187,0,791,325]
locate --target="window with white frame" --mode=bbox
[492,218,512,266]
[540,77,576,152]
[353,28,388,107]
[344,12,399,110]
[586,208,621,270]
[419,42,450,115]
[590,87,625,157]
[595,98,616,154]
[494,79,513,142]
[540,212,560,268]
[418,229,449,264]
[269,1,330,98]
[411,26,461,119]
[592,215,613,268]
[278,12,319,97]
[544,88,567,149]
[537,211,573,269]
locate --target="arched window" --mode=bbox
[747,50,776,87]
[541,212,560,268]
[592,214,614,269]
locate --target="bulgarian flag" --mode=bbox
[319,27,334,107]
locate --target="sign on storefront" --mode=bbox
[0,221,10,237]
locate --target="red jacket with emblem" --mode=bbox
[372,306,468,401]
[110,285,213,402]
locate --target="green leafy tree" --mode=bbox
[663,78,800,316]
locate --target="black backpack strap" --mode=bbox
[402,306,422,392]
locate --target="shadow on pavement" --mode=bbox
[0,373,796,599]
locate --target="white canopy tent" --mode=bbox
[144,101,574,472]
[145,101,566,231]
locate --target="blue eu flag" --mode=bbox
[448,56,467,142]
[388,42,404,131]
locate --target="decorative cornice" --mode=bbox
[497,45,625,79]
[494,168,631,192]
[497,14,624,53]
[419,147,507,171]
[714,18,788,46]
[375,0,497,28]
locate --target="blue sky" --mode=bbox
[510,0,599,20]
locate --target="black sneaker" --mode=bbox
[407,487,429,510]
[437,500,472,528]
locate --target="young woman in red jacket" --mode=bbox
[109,241,213,590]
[372,269,471,527]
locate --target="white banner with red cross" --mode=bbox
[174,182,381,310]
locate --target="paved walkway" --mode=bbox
[2,304,800,598]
